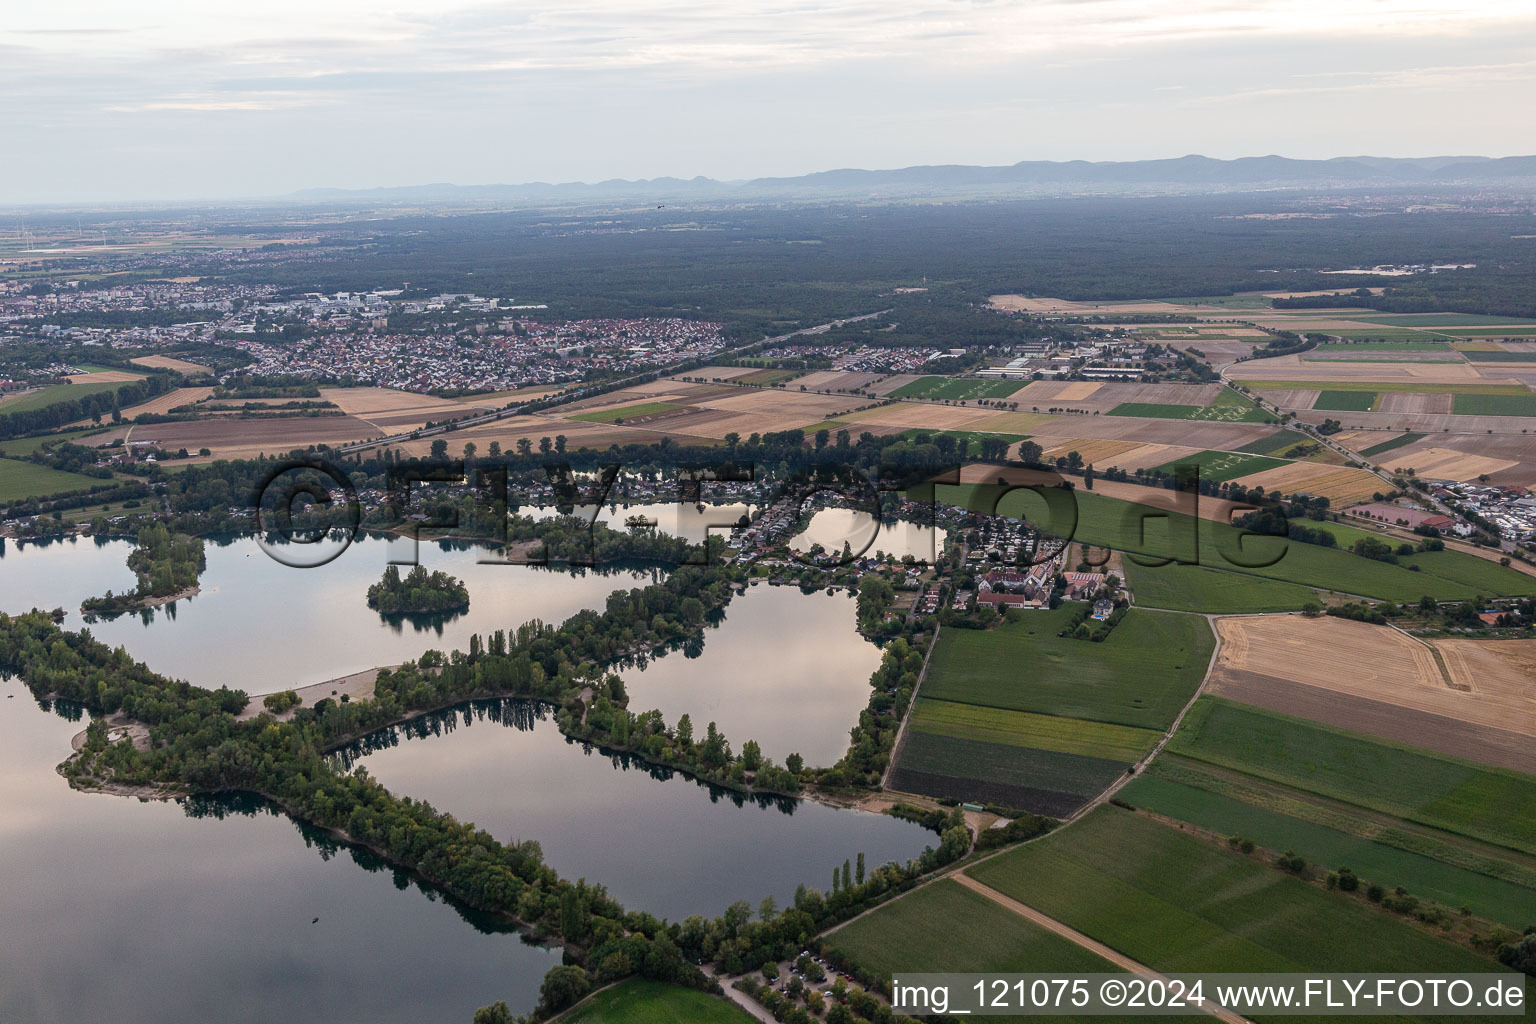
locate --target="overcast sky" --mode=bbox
[4,0,1535,203]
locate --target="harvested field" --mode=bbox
[851,403,1004,430]
[692,389,855,418]
[1435,639,1536,707]
[889,376,1029,401]
[319,387,492,431]
[1210,616,1536,747]
[685,365,758,380]
[133,414,382,459]
[1377,391,1453,415]
[1227,462,1380,504]
[1054,382,1103,401]
[867,374,923,396]
[63,370,144,384]
[789,370,884,392]
[1380,446,1517,481]
[1036,437,1144,465]
[388,416,672,458]
[65,386,216,426]
[118,386,215,419]
[129,355,211,375]
[1260,388,1321,409]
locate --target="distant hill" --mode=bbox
[287,154,1536,204]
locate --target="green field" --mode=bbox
[1236,429,1310,456]
[922,606,1212,730]
[0,427,111,456]
[1120,771,1536,928]
[828,877,1117,978]
[968,806,1499,975]
[1358,432,1426,458]
[1451,393,1536,416]
[1107,402,1274,423]
[1168,698,1536,853]
[570,401,686,424]
[1241,379,1528,395]
[563,979,755,1024]
[1121,561,1317,613]
[1312,390,1377,412]
[935,483,1536,602]
[1146,449,1287,483]
[890,729,1128,815]
[0,458,106,503]
[1310,342,1453,352]
[1461,350,1536,362]
[910,697,1161,762]
[889,377,1026,401]
[0,381,134,416]
[1352,314,1536,328]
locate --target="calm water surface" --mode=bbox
[0,674,560,1024]
[0,533,934,1019]
[346,699,934,921]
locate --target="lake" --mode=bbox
[0,532,936,1019]
[789,508,946,563]
[343,698,935,921]
[0,674,560,1024]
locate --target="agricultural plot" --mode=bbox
[888,729,1129,816]
[0,428,110,456]
[827,878,1117,979]
[1121,561,1316,614]
[1168,698,1536,852]
[1226,461,1381,505]
[1351,314,1536,328]
[1309,342,1454,352]
[570,401,687,424]
[967,806,1499,975]
[888,376,1027,401]
[908,698,1160,763]
[1106,401,1274,423]
[1451,393,1536,416]
[921,607,1213,731]
[1208,615,1536,752]
[1146,448,1286,483]
[320,387,494,431]
[1235,428,1310,456]
[1241,379,1528,395]
[75,386,216,425]
[130,414,383,461]
[1462,350,1536,363]
[1380,446,1516,481]
[1119,771,1536,929]
[1358,432,1426,458]
[1312,390,1377,411]
[129,354,211,375]
[0,458,106,503]
[0,381,135,416]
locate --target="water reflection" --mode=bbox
[347,697,935,921]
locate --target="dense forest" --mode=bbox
[366,564,470,614]
[80,523,206,617]
[175,194,1536,334]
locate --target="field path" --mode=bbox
[951,874,1251,1024]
